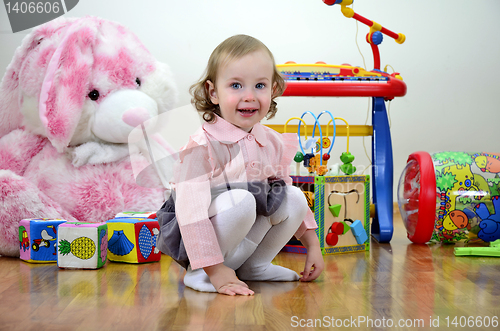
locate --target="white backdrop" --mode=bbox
[1,0,499,202]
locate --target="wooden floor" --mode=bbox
[1,212,499,331]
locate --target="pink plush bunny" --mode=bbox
[0,17,177,257]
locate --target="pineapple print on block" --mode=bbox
[106,218,161,263]
[19,218,67,263]
[57,222,108,269]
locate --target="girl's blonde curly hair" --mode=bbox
[190,34,285,123]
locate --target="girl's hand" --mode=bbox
[204,263,254,296]
[297,229,324,282]
[300,245,324,282]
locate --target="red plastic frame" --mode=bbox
[406,152,436,244]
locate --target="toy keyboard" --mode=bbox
[277,63,406,98]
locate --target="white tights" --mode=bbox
[183,185,308,292]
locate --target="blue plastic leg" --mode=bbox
[371,97,393,242]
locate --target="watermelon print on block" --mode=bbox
[19,218,67,263]
[57,222,108,269]
[106,218,161,263]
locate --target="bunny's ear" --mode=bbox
[0,18,71,137]
[0,17,74,137]
[0,39,35,136]
[39,19,96,152]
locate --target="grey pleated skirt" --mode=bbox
[156,180,287,269]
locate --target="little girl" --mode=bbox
[157,34,324,296]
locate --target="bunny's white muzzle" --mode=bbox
[93,89,159,143]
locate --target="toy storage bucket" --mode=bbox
[397,151,500,244]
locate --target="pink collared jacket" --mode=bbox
[172,116,317,270]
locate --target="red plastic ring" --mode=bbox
[406,151,436,244]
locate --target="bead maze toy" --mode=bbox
[285,111,355,176]
[268,0,407,242]
[283,111,370,255]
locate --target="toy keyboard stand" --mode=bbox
[278,63,406,243]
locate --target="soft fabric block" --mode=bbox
[107,218,161,263]
[19,218,67,262]
[57,222,107,269]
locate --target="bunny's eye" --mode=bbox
[136,78,141,87]
[88,90,100,101]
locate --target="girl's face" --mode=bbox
[206,50,274,132]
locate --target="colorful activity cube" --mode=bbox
[284,175,371,255]
[57,222,108,269]
[19,218,67,263]
[106,218,161,263]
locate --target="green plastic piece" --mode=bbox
[340,221,350,234]
[328,204,342,217]
[339,152,356,175]
[294,151,304,162]
[340,152,355,163]
[454,239,500,257]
